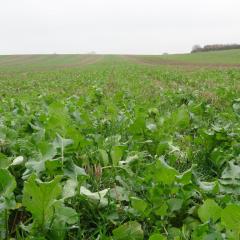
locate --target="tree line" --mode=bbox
[191,44,240,53]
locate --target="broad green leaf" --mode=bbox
[168,198,183,212]
[63,179,77,199]
[49,201,78,240]
[22,175,62,227]
[149,233,167,240]
[129,114,145,134]
[0,169,16,198]
[167,227,182,239]
[154,203,168,216]
[221,161,240,183]
[99,149,109,166]
[0,153,10,168]
[198,199,222,223]
[63,161,87,180]
[154,158,178,185]
[38,142,57,161]
[47,101,69,130]
[176,167,193,185]
[221,205,240,230]
[220,161,240,194]
[0,168,16,213]
[192,222,222,240]
[173,108,190,129]
[112,221,143,240]
[53,200,78,225]
[80,186,109,206]
[45,159,62,176]
[53,134,73,151]
[25,159,45,175]
[131,197,148,213]
[11,156,24,166]
[156,140,170,155]
[24,143,56,176]
[198,181,219,194]
[120,154,139,166]
[105,135,121,148]
[109,186,130,202]
[111,146,125,166]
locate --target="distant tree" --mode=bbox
[191,45,202,53]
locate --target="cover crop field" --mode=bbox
[0,52,240,239]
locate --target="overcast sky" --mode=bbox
[0,0,240,55]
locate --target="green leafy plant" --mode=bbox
[0,53,240,239]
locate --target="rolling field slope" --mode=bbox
[0,54,103,72]
[0,52,240,239]
[127,49,240,66]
